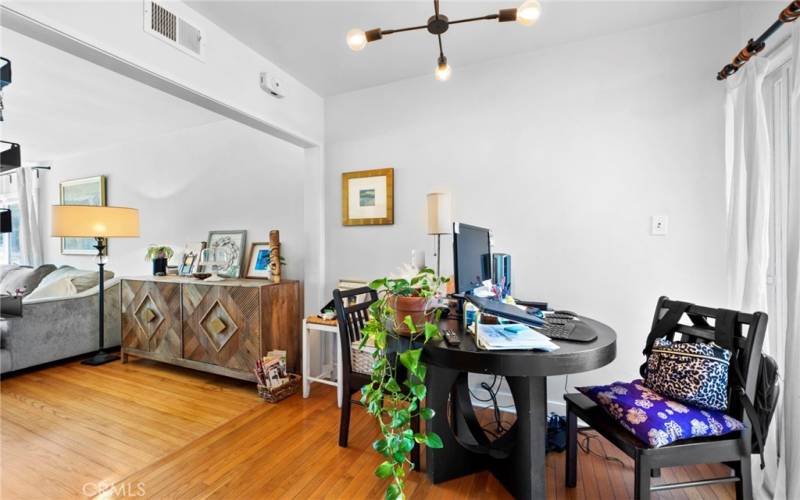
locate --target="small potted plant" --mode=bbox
[361,267,449,499]
[145,245,174,276]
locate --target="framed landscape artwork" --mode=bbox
[60,176,107,255]
[342,168,394,226]
[207,230,247,278]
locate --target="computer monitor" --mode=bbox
[453,222,492,294]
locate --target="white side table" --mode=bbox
[302,316,343,407]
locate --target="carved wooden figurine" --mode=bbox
[269,230,281,284]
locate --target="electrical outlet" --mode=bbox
[651,215,669,236]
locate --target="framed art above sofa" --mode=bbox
[59,176,106,255]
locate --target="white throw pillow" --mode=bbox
[0,264,20,282]
[23,276,78,302]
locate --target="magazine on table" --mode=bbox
[475,322,559,351]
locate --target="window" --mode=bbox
[0,174,21,265]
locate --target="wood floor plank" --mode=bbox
[1,359,737,499]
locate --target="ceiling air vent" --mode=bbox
[178,18,202,55]
[143,1,204,60]
[150,2,176,42]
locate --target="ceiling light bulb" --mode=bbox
[435,56,452,81]
[346,28,367,51]
[517,0,541,26]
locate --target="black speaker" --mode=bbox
[0,208,11,234]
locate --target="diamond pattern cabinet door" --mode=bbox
[182,284,260,372]
[122,280,148,351]
[121,280,181,357]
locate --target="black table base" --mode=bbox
[423,315,617,499]
[426,365,548,499]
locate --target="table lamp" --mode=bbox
[0,208,10,233]
[426,192,452,276]
[51,205,139,366]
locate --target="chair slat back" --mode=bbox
[649,296,768,419]
[332,286,378,376]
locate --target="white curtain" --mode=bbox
[725,26,800,500]
[781,23,800,500]
[14,168,43,267]
[725,56,771,314]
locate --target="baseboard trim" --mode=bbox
[0,346,121,379]
[470,395,568,416]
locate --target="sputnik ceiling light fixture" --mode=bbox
[347,0,542,81]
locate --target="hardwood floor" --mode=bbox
[1,358,736,499]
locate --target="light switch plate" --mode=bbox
[651,215,669,236]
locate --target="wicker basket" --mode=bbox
[351,342,375,375]
[257,373,301,403]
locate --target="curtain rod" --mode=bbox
[0,165,51,179]
[717,0,799,81]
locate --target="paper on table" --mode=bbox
[475,323,559,351]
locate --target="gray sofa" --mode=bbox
[0,266,121,374]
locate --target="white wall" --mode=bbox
[325,8,743,409]
[40,119,306,281]
[3,0,324,145]
[2,0,328,313]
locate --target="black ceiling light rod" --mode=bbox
[717,0,800,81]
[347,0,542,81]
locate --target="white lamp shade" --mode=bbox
[426,192,452,235]
[51,205,140,238]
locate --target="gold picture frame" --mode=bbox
[59,175,107,255]
[342,168,394,226]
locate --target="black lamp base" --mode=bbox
[81,351,120,366]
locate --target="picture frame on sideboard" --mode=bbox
[206,230,247,278]
[245,242,272,279]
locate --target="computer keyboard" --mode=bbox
[540,321,577,340]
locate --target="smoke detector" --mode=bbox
[259,72,285,98]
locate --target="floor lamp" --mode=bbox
[51,205,139,366]
[426,192,452,276]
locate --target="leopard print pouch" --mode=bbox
[644,337,730,411]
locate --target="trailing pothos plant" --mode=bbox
[361,267,449,500]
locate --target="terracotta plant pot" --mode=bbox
[388,294,432,335]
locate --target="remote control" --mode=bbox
[442,328,461,346]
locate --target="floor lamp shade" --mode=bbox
[51,205,139,238]
[426,192,452,235]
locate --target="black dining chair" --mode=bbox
[332,286,421,469]
[564,296,768,500]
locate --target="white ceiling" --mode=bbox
[187,0,738,96]
[0,28,222,161]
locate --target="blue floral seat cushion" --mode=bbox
[576,379,744,448]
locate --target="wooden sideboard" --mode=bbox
[120,276,300,382]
